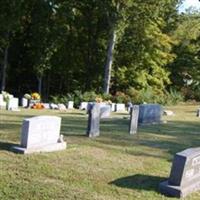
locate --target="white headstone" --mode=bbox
[12,116,66,154]
[8,98,19,110]
[111,103,116,112]
[43,103,50,109]
[0,94,6,109]
[50,103,59,109]
[115,103,126,112]
[100,104,111,118]
[67,101,74,109]
[58,104,67,111]
[80,102,88,110]
[22,98,28,107]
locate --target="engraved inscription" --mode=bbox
[192,156,200,166]
[185,168,194,179]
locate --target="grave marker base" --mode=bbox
[12,142,66,154]
[159,180,200,198]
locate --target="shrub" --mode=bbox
[81,91,97,102]
[164,88,184,105]
[113,91,129,104]
[50,95,68,104]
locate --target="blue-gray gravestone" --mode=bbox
[87,103,100,137]
[138,104,162,124]
[159,147,200,198]
[129,105,139,135]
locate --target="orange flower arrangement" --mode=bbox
[31,103,44,109]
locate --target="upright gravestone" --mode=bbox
[0,94,6,109]
[80,102,88,110]
[7,98,19,110]
[12,116,66,154]
[21,98,28,108]
[100,104,111,119]
[138,104,162,124]
[87,103,100,137]
[129,105,139,135]
[115,103,126,112]
[67,101,74,109]
[159,147,200,198]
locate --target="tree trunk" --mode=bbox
[103,29,117,94]
[1,46,8,92]
[37,76,42,96]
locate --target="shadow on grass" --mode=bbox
[110,174,165,192]
[0,141,19,151]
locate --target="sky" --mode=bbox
[180,0,200,12]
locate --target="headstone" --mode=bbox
[164,110,175,116]
[197,109,200,117]
[43,103,50,109]
[138,104,162,124]
[159,147,200,198]
[80,102,88,110]
[12,116,66,154]
[127,102,133,113]
[115,103,126,112]
[87,102,94,113]
[58,104,67,111]
[21,98,28,108]
[0,94,6,109]
[100,104,111,119]
[50,103,59,109]
[7,98,19,110]
[129,105,139,134]
[67,101,74,109]
[111,103,116,112]
[87,103,100,137]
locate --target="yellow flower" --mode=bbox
[31,92,40,100]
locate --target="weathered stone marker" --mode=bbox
[100,104,111,119]
[12,116,66,154]
[129,105,139,135]
[139,104,162,124]
[159,147,200,198]
[87,103,100,137]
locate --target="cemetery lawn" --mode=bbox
[1,104,200,200]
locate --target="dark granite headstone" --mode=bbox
[159,147,200,198]
[129,105,139,135]
[87,103,100,137]
[138,104,162,124]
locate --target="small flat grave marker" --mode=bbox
[12,116,66,154]
[160,147,200,198]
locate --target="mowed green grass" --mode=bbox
[1,104,200,200]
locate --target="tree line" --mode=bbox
[0,0,200,102]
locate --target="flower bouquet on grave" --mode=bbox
[30,92,43,109]
[24,92,42,109]
[31,102,44,109]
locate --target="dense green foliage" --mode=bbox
[0,0,200,103]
